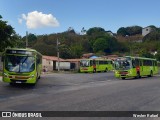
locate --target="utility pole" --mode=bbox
[26,31,28,48]
[57,38,60,71]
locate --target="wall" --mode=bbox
[42,58,53,72]
[142,27,152,36]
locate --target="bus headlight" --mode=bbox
[115,71,119,74]
[30,74,35,78]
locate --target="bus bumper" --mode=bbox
[2,73,37,84]
[115,71,135,79]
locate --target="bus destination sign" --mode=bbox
[6,50,34,55]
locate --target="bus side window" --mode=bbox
[90,60,93,66]
[155,61,157,66]
[132,60,136,68]
[93,60,96,65]
[139,60,142,66]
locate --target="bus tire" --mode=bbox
[9,83,15,86]
[122,77,125,80]
[30,83,36,86]
[93,69,96,73]
[105,68,108,72]
[36,73,40,80]
[135,72,141,79]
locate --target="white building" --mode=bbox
[142,26,152,36]
[42,56,81,71]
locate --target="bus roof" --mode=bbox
[81,58,112,61]
[5,48,42,56]
[125,56,157,61]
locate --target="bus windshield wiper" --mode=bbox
[22,56,28,64]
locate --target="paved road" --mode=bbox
[0,72,160,119]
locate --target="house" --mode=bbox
[142,26,152,36]
[42,56,81,71]
[64,59,81,70]
[42,56,64,71]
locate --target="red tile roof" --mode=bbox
[43,56,81,62]
[43,55,64,61]
[64,59,82,62]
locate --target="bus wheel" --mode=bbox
[122,77,125,80]
[93,69,96,73]
[105,68,108,72]
[135,72,141,79]
[30,83,36,86]
[9,83,15,86]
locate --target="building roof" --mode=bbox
[142,26,152,29]
[64,59,81,62]
[82,53,94,58]
[102,55,119,60]
[42,55,64,61]
[43,56,81,62]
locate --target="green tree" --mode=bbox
[117,27,127,36]
[143,31,160,42]
[87,27,108,52]
[141,52,154,58]
[93,36,119,54]
[33,42,56,56]
[126,26,142,36]
[10,34,23,48]
[59,44,72,59]
[70,44,84,58]
[117,26,142,36]
[93,38,108,53]
[0,15,16,51]
[87,27,105,36]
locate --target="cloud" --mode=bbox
[18,18,23,24]
[20,11,60,29]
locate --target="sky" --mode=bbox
[0,0,160,36]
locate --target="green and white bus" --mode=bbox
[1,48,42,85]
[80,58,113,73]
[114,56,158,79]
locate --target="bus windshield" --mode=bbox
[80,60,90,67]
[114,59,131,70]
[5,55,35,73]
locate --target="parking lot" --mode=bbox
[0,72,160,119]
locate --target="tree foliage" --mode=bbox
[1,14,160,60]
[0,15,18,51]
[87,27,106,36]
[143,31,160,42]
[117,26,142,36]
